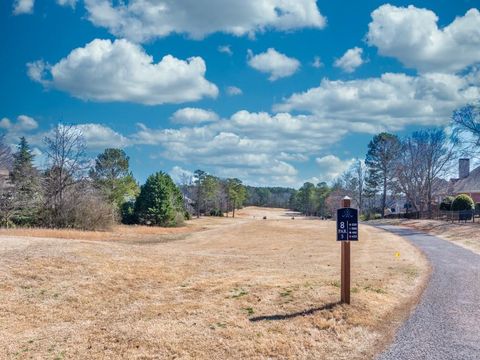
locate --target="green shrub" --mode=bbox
[439,196,455,211]
[209,209,224,217]
[120,200,137,224]
[134,172,185,227]
[362,212,382,221]
[451,194,474,211]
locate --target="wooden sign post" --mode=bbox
[337,196,358,304]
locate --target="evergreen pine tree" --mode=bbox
[10,137,42,225]
[89,148,139,214]
[134,172,185,227]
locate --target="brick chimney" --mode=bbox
[459,158,470,179]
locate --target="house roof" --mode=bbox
[452,165,480,193]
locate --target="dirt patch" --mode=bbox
[0,208,428,359]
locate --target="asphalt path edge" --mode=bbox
[373,224,480,360]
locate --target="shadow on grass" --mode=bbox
[249,301,341,322]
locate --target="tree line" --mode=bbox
[289,103,480,219]
[287,129,458,219]
[1,103,478,227]
[244,186,296,208]
[0,125,251,229]
[1,126,137,229]
[176,169,247,218]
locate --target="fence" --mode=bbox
[385,209,480,223]
[436,210,478,223]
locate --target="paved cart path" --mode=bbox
[376,225,480,360]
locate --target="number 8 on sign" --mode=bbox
[337,208,358,241]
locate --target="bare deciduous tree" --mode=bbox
[395,138,425,212]
[43,125,88,227]
[395,129,455,215]
[340,160,366,214]
[0,134,14,227]
[452,103,480,156]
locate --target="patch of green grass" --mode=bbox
[279,289,293,297]
[231,288,248,298]
[243,307,254,315]
[363,285,387,294]
[209,322,227,330]
[328,280,340,288]
[403,267,418,279]
[54,352,65,360]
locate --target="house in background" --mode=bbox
[449,158,480,203]
[432,177,451,204]
[385,196,408,214]
[387,159,479,215]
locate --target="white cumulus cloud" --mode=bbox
[334,47,364,73]
[170,108,219,125]
[367,4,480,73]
[247,48,300,81]
[0,115,38,132]
[56,0,77,7]
[29,123,129,150]
[83,0,326,42]
[315,155,355,182]
[312,56,323,68]
[218,45,233,56]
[74,123,130,149]
[13,0,34,15]
[1,119,130,154]
[27,38,218,105]
[275,71,480,132]
[131,110,351,186]
[226,86,243,96]
[169,166,194,184]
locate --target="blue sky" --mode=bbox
[1,0,479,187]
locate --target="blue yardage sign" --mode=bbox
[337,208,358,241]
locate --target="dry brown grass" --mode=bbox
[0,207,428,359]
[0,224,198,243]
[373,218,480,255]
